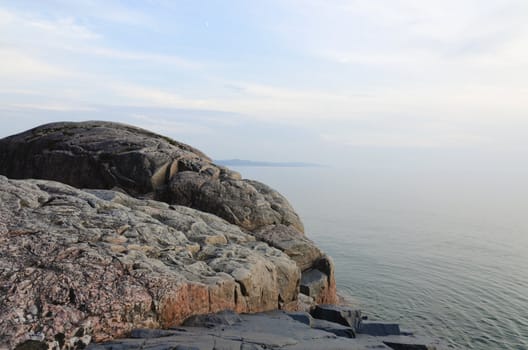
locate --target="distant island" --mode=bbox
[215,159,323,167]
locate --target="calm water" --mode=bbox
[233,166,528,350]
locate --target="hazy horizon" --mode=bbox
[1,1,528,171]
[1,3,527,348]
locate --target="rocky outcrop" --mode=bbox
[0,121,338,348]
[0,121,303,232]
[0,176,300,348]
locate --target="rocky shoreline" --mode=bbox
[0,122,442,349]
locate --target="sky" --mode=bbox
[1,0,527,169]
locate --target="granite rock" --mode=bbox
[0,177,300,348]
[0,121,303,232]
[0,121,340,348]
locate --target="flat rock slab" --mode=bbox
[311,304,362,330]
[311,318,356,338]
[358,321,401,336]
[88,311,444,350]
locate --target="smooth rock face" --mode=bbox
[0,177,300,348]
[0,121,303,233]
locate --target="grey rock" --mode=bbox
[89,310,444,350]
[182,310,242,328]
[377,334,445,350]
[285,311,314,326]
[129,329,179,339]
[0,176,300,348]
[0,121,337,306]
[0,122,342,348]
[296,293,315,312]
[301,269,327,298]
[253,224,322,271]
[311,318,356,338]
[0,121,303,232]
[174,174,303,232]
[359,322,401,336]
[311,304,362,330]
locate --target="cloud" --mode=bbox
[1,1,527,153]
[277,0,528,66]
[39,0,151,26]
[320,127,487,149]
[0,8,99,42]
[0,48,73,80]
[69,47,202,69]
[0,7,200,70]
[130,114,214,135]
[1,102,97,112]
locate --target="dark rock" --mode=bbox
[311,304,362,330]
[311,318,356,338]
[174,346,201,350]
[285,311,314,326]
[129,329,178,339]
[182,310,242,328]
[383,342,429,350]
[0,121,303,232]
[378,334,444,350]
[359,322,401,336]
[14,340,48,350]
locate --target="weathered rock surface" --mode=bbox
[0,121,303,232]
[253,224,321,272]
[0,177,300,348]
[85,310,445,350]
[253,224,337,304]
[0,121,340,348]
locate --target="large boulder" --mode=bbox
[0,121,303,232]
[0,121,339,348]
[0,176,300,348]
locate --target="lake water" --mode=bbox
[233,166,528,349]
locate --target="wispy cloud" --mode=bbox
[320,126,487,149]
[1,1,527,154]
[2,102,97,112]
[0,48,73,80]
[130,114,214,135]
[68,46,202,69]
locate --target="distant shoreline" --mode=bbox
[215,159,323,168]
